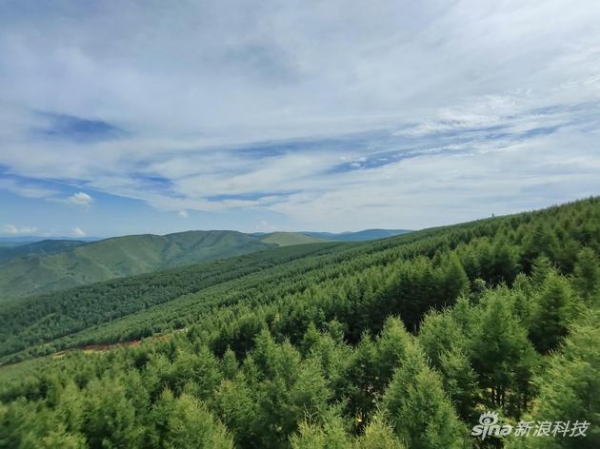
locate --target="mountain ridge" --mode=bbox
[0,229,409,300]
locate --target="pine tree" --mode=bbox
[374,317,412,390]
[442,254,470,305]
[289,357,332,424]
[471,288,539,414]
[82,376,144,449]
[383,341,467,448]
[438,345,479,421]
[355,413,406,449]
[290,411,350,449]
[38,425,87,449]
[163,394,234,449]
[530,272,576,353]
[509,318,600,449]
[344,333,379,421]
[573,248,600,306]
[221,348,239,380]
[419,310,467,368]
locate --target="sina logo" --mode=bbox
[471,411,513,440]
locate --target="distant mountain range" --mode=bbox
[303,229,411,241]
[0,239,88,262]
[0,236,99,245]
[0,229,409,300]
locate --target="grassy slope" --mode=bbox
[0,231,276,300]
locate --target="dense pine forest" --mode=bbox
[1,198,599,448]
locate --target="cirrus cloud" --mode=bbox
[0,0,599,232]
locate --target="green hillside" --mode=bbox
[259,232,328,246]
[0,229,398,301]
[1,198,600,448]
[0,242,346,360]
[0,231,277,300]
[0,239,88,263]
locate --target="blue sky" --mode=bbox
[1,0,600,237]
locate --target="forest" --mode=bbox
[1,197,599,448]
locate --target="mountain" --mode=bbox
[0,239,88,263]
[1,197,598,364]
[0,241,345,360]
[0,236,51,244]
[0,230,288,300]
[0,236,99,244]
[0,230,377,300]
[258,231,327,246]
[1,198,599,448]
[303,228,412,241]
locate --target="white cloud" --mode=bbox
[0,1,599,230]
[72,227,86,237]
[3,224,37,235]
[61,192,94,208]
[0,178,58,199]
[178,210,188,218]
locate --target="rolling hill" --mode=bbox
[0,229,406,300]
[258,231,327,246]
[2,197,598,364]
[1,198,599,448]
[0,230,286,300]
[0,239,88,263]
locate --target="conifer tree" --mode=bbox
[82,376,144,449]
[374,317,412,390]
[573,248,600,306]
[471,289,538,413]
[163,394,234,449]
[383,341,467,448]
[509,319,600,449]
[530,272,576,353]
[290,411,350,449]
[221,348,239,380]
[442,254,470,305]
[355,413,406,449]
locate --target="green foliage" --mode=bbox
[471,288,539,414]
[290,411,350,449]
[1,197,600,447]
[355,413,406,449]
[573,248,600,305]
[0,242,342,360]
[507,315,600,449]
[530,272,578,353]
[161,394,234,449]
[384,341,467,448]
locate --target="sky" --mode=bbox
[1,0,599,238]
